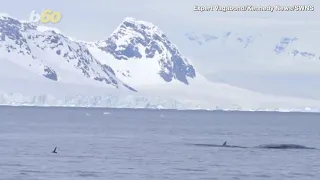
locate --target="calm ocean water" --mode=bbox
[0,106,320,180]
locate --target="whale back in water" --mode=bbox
[191,143,247,148]
[189,142,315,150]
[256,144,316,149]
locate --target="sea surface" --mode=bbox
[0,106,320,180]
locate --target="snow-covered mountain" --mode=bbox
[0,15,136,91]
[186,31,319,58]
[1,14,320,111]
[85,17,196,87]
[183,30,320,73]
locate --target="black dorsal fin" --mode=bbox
[52,146,57,153]
[223,141,227,146]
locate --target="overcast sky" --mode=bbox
[1,0,320,99]
[1,0,319,40]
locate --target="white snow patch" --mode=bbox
[37,26,62,34]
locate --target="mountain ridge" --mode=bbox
[0,14,137,91]
[1,13,320,111]
[185,31,320,62]
[91,17,196,85]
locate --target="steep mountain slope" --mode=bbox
[0,14,320,111]
[83,17,320,110]
[86,17,196,86]
[0,15,136,91]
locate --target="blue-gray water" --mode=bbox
[1,106,320,180]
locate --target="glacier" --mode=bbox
[1,14,320,112]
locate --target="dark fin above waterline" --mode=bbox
[52,146,57,153]
[223,141,227,146]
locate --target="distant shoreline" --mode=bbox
[0,105,318,114]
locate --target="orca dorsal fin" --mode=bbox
[52,146,57,153]
[223,141,227,146]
